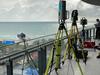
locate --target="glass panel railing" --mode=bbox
[13,51,39,75]
[0,64,7,75]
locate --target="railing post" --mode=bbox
[86,30,89,40]
[90,29,91,40]
[38,46,47,75]
[82,26,85,41]
[88,29,90,40]
[6,59,13,75]
[93,28,96,39]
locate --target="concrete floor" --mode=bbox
[50,50,100,75]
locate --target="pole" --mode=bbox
[38,47,47,75]
[6,59,13,75]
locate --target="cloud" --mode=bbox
[77,1,100,19]
[0,0,99,21]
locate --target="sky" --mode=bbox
[0,0,100,21]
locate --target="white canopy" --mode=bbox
[82,0,100,6]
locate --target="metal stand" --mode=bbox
[6,60,13,75]
[38,47,47,75]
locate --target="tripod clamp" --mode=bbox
[58,22,66,30]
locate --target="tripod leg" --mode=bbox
[22,54,26,75]
[44,47,55,75]
[28,53,38,68]
[62,25,74,63]
[65,25,84,75]
[49,46,55,75]
[55,30,63,71]
[22,41,29,75]
[62,43,68,64]
[44,30,61,75]
[71,44,84,75]
[75,25,86,63]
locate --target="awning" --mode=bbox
[82,0,100,6]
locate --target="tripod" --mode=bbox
[44,0,84,75]
[80,17,87,42]
[44,23,84,75]
[45,15,84,75]
[22,39,38,75]
[62,10,85,75]
[17,33,38,75]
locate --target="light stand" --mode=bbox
[80,17,87,42]
[17,33,38,75]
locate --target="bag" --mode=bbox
[84,41,95,48]
[76,50,88,59]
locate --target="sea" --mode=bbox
[0,22,59,40]
[0,22,95,40]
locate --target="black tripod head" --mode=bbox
[71,10,78,26]
[80,17,87,27]
[17,33,26,42]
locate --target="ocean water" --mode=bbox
[0,22,94,40]
[0,22,59,40]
